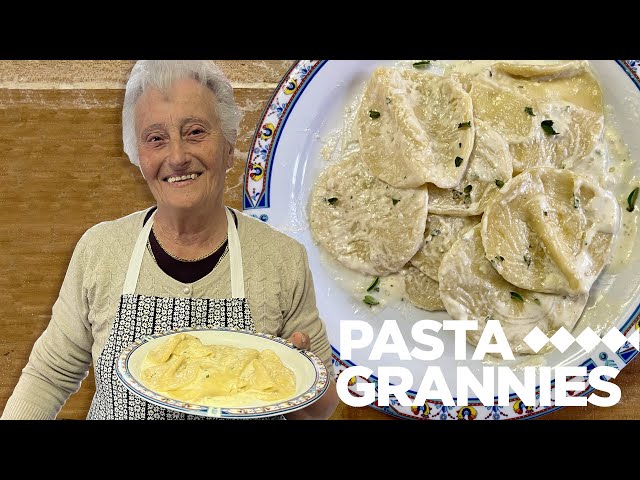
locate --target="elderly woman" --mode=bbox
[1,60,339,420]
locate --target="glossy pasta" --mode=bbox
[140,333,296,405]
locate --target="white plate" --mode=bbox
[116,327,329,418]
[243,61,640,420]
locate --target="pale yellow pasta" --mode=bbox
[140,334,296,406]
[356,66,474,189]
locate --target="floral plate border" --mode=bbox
[116,327,329,419]
[243,60,640,419]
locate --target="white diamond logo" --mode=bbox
[523,327,549,353]
[575,327,601,353]
[549,327,576,353]
[601,328,628,352]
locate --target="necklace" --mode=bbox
[152,226,228,263]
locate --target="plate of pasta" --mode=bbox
[116,327,330,418]
[243,60,640,420]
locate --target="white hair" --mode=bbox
[122,60,242,167]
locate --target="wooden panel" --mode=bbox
[0,60,295,88]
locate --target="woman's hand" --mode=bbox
[284,331,339,420]
[287,331,312,350]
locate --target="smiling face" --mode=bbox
[135,77,234,214]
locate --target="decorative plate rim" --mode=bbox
[243,60,640,420]
[116,326,329,419]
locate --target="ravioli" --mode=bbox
[492,60,603,113]
[410,214,481,281]
[140,334,296,405]
[309,151,429,276]
[428,120,513,216]
[356,66,474,189]
[438,225,589,354]
[509,101,605,176]
[481,168,620,295]
[493,61,590,81]
[469,78,537,142]
[404,265,445,311]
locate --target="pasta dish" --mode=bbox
[139,333,296,406]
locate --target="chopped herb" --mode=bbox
[369,110,380,119]
[458,142,462,148]
[627,187,639,212]
[541,119,559,135]
[489,70,493,78]
[367,277,380,292]
[412,60,431,68]
[533,298,541,306]
[455,156,463,167]
[510,292,524,302]
[385,97,392,105]
[458,121,471,129]
[205,374,210,378]
[431,229,441,236]
[543,211,548,216]
[495,179,505,188]
[463,194,472,205]
[463,185,473,194]
[363,295,379,306]
[490,255,504,269]
[573,196,580,209]
[452,190,463,200]
[524,253,532,267]
[326,197,338,205]
[392,198,400,205]
[524,106,535,116]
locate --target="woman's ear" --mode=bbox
[225,142,235,170]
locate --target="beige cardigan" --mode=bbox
[1,208,333,419]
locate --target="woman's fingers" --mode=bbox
[288,331,311,350]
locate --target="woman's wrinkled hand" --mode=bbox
[287,331,311,350]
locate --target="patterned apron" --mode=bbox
[87,207,262,420]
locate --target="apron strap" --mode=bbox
[122,207,245,298]
[122,208,156,295]
[226,207,245,298]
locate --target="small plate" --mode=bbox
[116,327,329,419]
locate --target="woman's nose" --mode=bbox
[167,140,190,168]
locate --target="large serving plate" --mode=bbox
[116,327,329,419]
[243,61,640,419]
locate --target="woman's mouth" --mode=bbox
[164,172,202,183]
